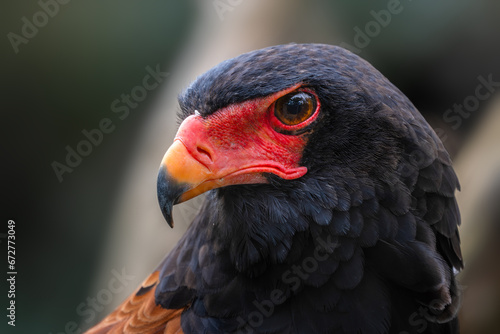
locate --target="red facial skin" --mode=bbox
[162,84,321,202]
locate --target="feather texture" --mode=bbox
[87,43,461,333]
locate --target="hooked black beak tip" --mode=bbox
[157,166,188,228]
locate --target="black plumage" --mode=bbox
[88,43,462,334]
[156,44,462,333]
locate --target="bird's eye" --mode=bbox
[274,92,317,126]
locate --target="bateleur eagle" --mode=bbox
[87,44,463,334]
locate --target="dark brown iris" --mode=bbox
[274,92,316,126]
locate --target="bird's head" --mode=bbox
[157,44,446,229]
[152,44,462,331]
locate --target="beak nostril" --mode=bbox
[197,146,213,163]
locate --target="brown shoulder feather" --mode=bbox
[85,271,185,334]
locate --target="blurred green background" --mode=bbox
[2,0,500,333]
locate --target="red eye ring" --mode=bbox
[270,88,321,132]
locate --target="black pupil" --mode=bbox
[284,93,308,116]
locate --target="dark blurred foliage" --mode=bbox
[1,1,196,332]
[1,0,500,333]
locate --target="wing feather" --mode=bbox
[85,271,185,334]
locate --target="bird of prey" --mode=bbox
[87,44,462,334]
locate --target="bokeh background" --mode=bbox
[2,0,500,333]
